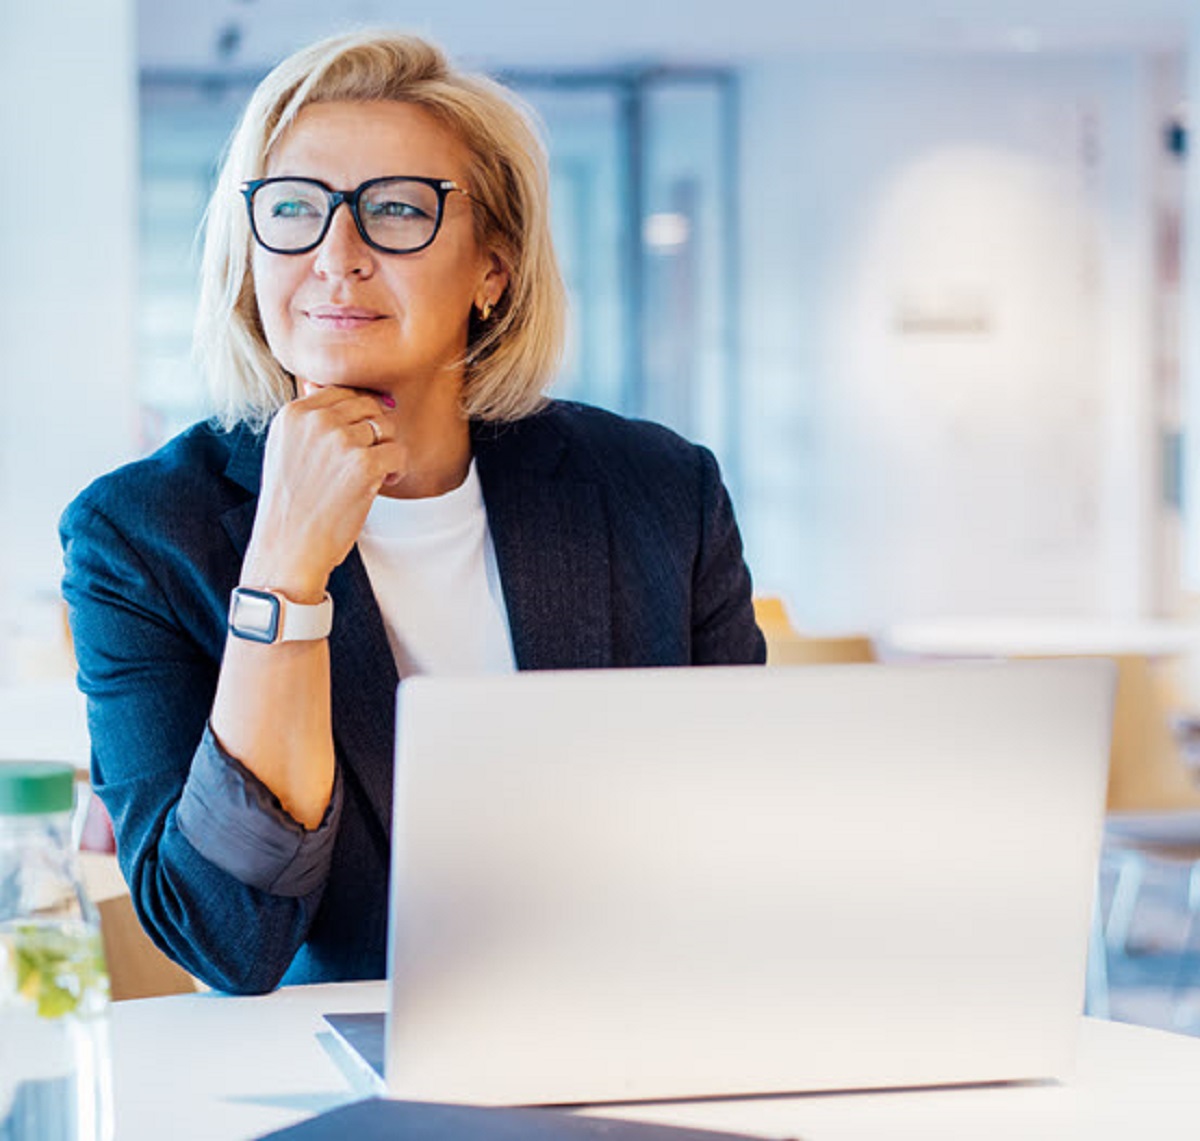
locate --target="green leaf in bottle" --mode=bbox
[12,923,109,1019]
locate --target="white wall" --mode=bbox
[738,54,1166,631]
[0,0,140,679]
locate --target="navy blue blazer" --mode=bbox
[61,400,765,993]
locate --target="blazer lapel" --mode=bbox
[474,418,613,670]
[218,425,399,845]
[217,426,264,576]
[327,552,400,844]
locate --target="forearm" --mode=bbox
[132,796,328,994]
[94,676,341,991]
[62,489,341,991]
[210,416,355,831]
[206,385,403,827]
[210,633,335,829]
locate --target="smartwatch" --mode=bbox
[228,587,333,645]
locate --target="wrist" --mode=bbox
[239,579,329,606]
[240,553,330,606]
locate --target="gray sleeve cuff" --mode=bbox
[176,723,342,897]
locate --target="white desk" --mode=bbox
[112,981,1200,1141]
[884,618,1200,660]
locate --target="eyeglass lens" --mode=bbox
[251,178,444,253]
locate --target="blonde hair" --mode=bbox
[195,31,565,429]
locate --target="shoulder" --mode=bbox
[473,402,728,557]
[63,420,259,532]
[61,420,262,660]
[478,399,713,485]
[539,399,702,456]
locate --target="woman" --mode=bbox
[61,31,764,995]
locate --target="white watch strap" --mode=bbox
[230,587,334,644]
[276,591,334,642]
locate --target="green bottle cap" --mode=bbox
[0,761,76,815]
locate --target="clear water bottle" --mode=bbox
[0,761,113,1141]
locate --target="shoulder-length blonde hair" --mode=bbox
[195,31,565,429]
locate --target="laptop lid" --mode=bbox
[385,660,1113,1105]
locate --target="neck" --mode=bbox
[377,387,471,500]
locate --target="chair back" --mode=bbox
[1105,654,1200,813]
[766,634,878,667]
[752,596,798,638]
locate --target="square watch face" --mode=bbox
[229,589,280,643]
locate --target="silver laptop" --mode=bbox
[378,660,1113,1105]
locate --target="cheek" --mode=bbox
[252,255,297,349]
[392,260,483,321]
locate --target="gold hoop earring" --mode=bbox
[479,301,494,321]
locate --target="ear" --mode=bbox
[475,250,510,312]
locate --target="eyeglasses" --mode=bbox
[240,175,473,255]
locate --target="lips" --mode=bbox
[303,305,387,329]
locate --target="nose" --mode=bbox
[312,202,374,279]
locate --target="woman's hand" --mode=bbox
[213,382,399,827]
[241,383,402,602]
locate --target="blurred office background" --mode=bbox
[2,0,1199,671]
[0,0,1195,667]
[6,0,1200,1032]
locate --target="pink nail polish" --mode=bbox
[380,395,396,409]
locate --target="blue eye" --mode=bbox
[271,198,322,219]
[363,199,428,221]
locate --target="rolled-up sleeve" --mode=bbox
[61,491,334,994]
[177,724,343,897]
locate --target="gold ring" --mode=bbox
[366,418,382,446]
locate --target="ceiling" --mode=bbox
[139,0,1195,74]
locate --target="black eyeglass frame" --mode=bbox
[240,175,473,255]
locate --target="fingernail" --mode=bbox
[380,395,396,409]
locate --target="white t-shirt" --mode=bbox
[356,460,516,678]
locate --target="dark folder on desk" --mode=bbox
[254,1097,772,1140]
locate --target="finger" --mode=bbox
[361,417,385,448]
[365,439,409,491]
[329,383,395,410]
[294,389,393,434]
[295,379,395,410]
[293,381,360,409]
